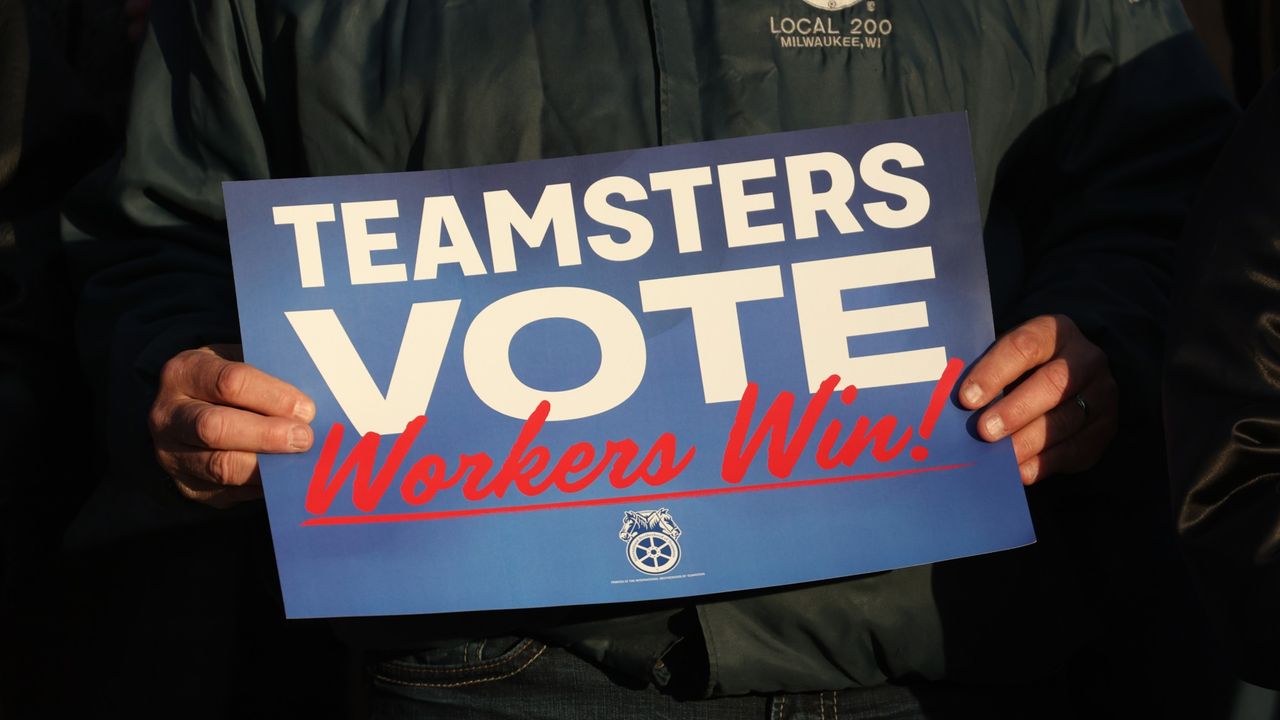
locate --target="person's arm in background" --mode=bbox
[63,0,311,540]
[2,0,143,571]
[1166,71,1280,692]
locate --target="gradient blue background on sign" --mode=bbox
[224,112,1034,619]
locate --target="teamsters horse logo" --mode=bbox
[618,509,682,575]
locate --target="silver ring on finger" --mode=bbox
[1074,393,1089,421]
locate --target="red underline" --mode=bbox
[300,462,973,527]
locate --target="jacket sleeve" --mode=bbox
[998,0,1237,499]
[63,0,273,541]
[1165,72,1280,691]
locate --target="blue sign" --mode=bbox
[225,112,1034,619]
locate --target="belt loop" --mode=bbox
[769,692,788,720]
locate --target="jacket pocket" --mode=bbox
[370,636,548,689]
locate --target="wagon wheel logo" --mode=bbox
[618,509,682,575]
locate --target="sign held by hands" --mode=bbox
[225,112,1033,619]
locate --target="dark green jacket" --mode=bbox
[66,0,1235,696]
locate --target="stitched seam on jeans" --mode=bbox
[380,640,537,675]
[833,690,838,720]
[820,691,826,720]
[773,694,785,720]
[373,645,547,688]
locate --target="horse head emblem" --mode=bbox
[618,509,681,541]
[617,509,684,575]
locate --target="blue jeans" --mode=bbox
[368,637,932,719]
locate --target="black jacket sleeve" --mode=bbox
[997,3,1236,502]
[63,1,272,541]
[1166,72,1280,692]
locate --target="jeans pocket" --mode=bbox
[370,636,548,689]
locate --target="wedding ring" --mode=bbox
[1074,393,1089,420]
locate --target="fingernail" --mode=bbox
[961,382,983,407]
[289,425,312,450]
[985,415,1005,439]
[1021,459,1039,485]
[294,399,316,422]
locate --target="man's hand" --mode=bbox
[149,344,315,507]
[958,315,1118,485]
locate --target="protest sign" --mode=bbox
[224,112,1034,619]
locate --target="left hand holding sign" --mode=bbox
[958,315,1118,485]
[148,344,317,508]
